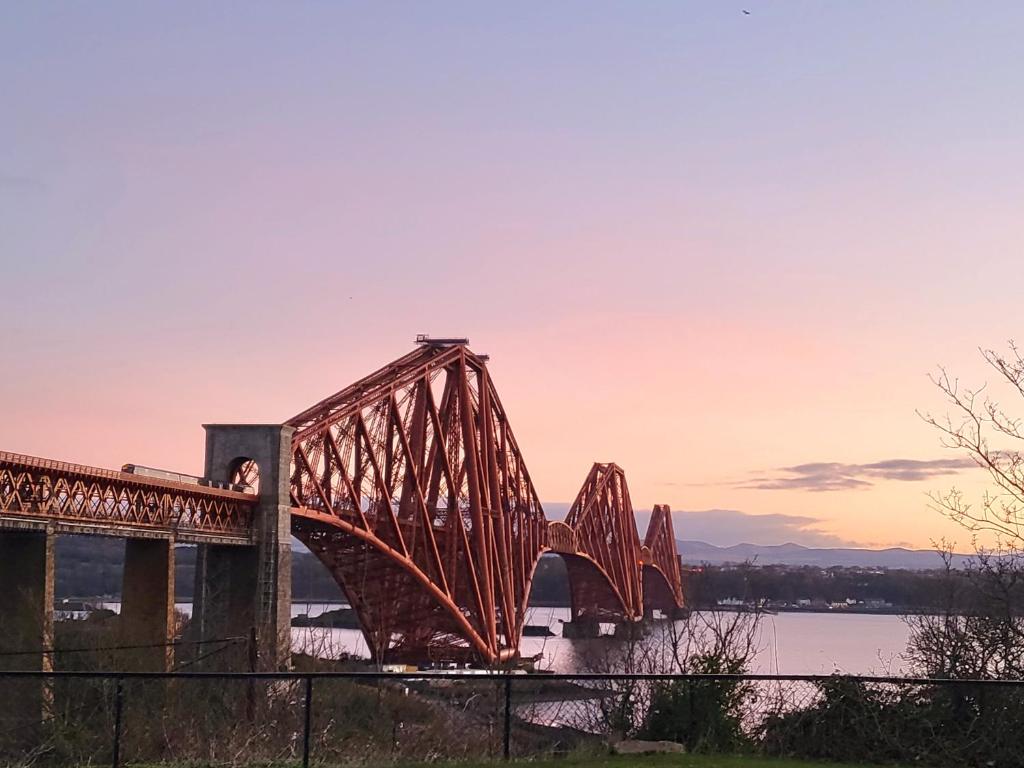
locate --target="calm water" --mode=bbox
[103,602,912,675]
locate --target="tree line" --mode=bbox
[57,535,982,611]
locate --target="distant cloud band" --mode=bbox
[739,457,976,492]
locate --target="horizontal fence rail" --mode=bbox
[2,671,1024,768]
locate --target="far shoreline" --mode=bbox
[67,597,930,617]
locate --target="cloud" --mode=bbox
[738,457,976,492]
[859,458,977,480]
[641,508,855,548]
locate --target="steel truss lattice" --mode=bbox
[287,344,546,663]
[288,344,685,663]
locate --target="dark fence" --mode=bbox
[2,670,1024,767]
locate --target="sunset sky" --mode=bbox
[3,3,1023,550]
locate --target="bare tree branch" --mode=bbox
[920,343,1024,543]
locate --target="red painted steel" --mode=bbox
[641,504,685,613]
[286,343,547,664]
[554,463,645,624]
[0,451,255,542]
[287,345,686,662]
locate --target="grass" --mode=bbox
[127,760,887,768]
[422,756,887,768]
[128,755,890,768]
[112,758,877,768]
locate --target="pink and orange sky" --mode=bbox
[2,3,1022,549]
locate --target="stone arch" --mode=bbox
[227,456,260,494]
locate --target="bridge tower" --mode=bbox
[192,424,293,670]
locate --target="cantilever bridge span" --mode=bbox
[0,340,684,666]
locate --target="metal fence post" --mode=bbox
[111,677,124,768]
[302,676,314,768]
[503,675,512,761]
[688,677,695,745]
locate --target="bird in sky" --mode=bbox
[743,9,751,14]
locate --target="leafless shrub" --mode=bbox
[904,543,1024,680]
[920,342,1024,544]
[527,600,764,747]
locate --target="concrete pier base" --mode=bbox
[121,538,175,670]
[0,529,54,732]
[562,616,601,639]
[644,605,688,622]
[614,619,647,640]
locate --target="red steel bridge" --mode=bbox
[0,339,683,666]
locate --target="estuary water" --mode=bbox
[103,602,912,675]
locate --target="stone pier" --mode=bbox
[613,618,647,640]
[121,537,175,670]
[561,616,601,639]
[0,528,54,731]
[192,544,258,669]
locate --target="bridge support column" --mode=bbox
[194,424,294,670]
[0,528,54,730]
[614,619,647,640]
[562,616,601,639]
[121,537,175,670]
[192,544,257,670]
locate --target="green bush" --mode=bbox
[759,678,1024,767]
[640,654,750,753]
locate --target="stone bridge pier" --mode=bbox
[0,527,177,730]
[191,424,293,670]
[0,528,55,730]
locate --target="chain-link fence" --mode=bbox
[2,671,1024,767]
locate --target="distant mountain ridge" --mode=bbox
[677,540,969,570]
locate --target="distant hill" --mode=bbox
[678,540,969,570]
